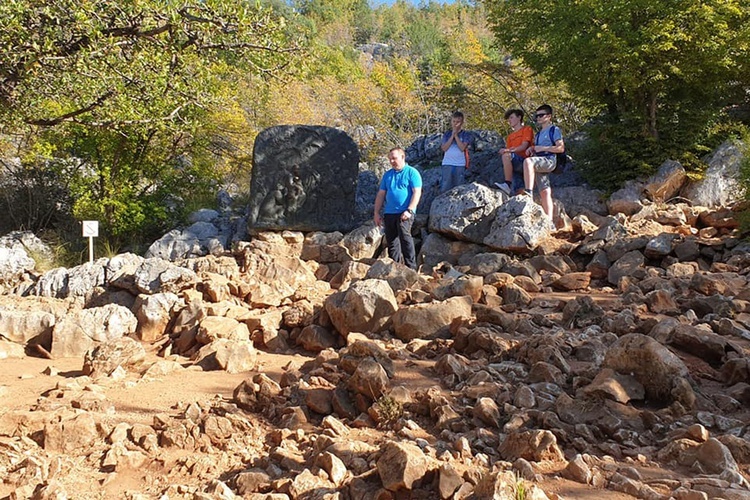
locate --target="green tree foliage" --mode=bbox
[0,0,303,246]
[486,0,750,189]
[264,0,575,156]
[0,0,613,247]
[293,0,373,45]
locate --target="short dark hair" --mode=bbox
[504,109,524,120]
[451,111,464,120]
[536,104,553,115]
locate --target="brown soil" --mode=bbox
[1,347,644,499]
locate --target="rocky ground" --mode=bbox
[1,193,750,499]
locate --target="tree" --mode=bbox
[0,0,303,245]
[486,0,750,187]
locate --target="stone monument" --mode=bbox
[248,125,360,233]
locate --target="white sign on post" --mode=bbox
[82,220,99,263]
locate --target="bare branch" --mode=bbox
[198,42,301,54]
[70,102,198,128]
[178,6,235,32]
[26,91,115,126]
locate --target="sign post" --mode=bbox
[82,221,99,263]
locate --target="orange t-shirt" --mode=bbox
[506,126,534,158]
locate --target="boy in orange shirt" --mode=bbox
[495,109,533,196]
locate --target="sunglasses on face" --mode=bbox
[534,113,549,119]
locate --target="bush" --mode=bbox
[0,157,77,235]
[575,114,750,193]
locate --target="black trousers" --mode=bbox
[383,212,416,270]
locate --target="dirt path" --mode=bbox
[2,349,647,499]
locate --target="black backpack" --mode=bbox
[537,125,567,173]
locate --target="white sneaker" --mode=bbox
[494,182,511,195]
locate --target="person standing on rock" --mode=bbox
[495,108,534,196]
[522,104,565,220]
[374,147,422,270]
[440,110,473,193]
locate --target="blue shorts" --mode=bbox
[510,154,524,193]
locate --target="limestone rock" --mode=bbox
[330,261,371,290]
[82,337,146,379]
[28,267,69,298]
[472,397,500,427]
[418,232,485,273]
[111,258,198,295]
[499,429,565,463]
[644,160,687,202]
[562,454,593,484]
[195,338,257,373]
[0,309,55,344]
[474,470,528,499]
[431,274,484,302]
[469,252,512,276]
[0,340,25,359]
[364,258,420,294]
[51,304,138,358]
[133,292,182,343]
[429,183,504,243]
[195,316,250,345]
[608,180,645,216]
[340,222,383,260]
[438,463,464,499]
[325,279,397,338]
[233,373,283,412]
[608,250,645,286]
[682,140,746,207]
[551,272,591,291]
[297,324,339,352]
[554,186,608,218]
[304,388,333,415]
[391,296,472,341]
[668,324,731,366]
[348,358,389,400]
[603,333,689,400]
[0,231,48,288]
[44,412,103,454]
[316,451,348,486]
[235,469,271,495]
[288,468,334,498]
[582,368,645,404]
[377,441,430,491]
[483,196,554,252]
[145,222,222,261]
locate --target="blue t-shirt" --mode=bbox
[535,125,563,157]
[379,165,423,214]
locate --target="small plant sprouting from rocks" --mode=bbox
[514,476,527,500]
[375,394,403,426]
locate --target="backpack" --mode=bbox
[537,125,567,173]
[461,130,475,170]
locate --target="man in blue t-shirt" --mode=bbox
[374,147,423,270]
[522,104,565,220]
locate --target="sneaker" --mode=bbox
[494,182,511,196]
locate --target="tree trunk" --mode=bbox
[647,92,658,141]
